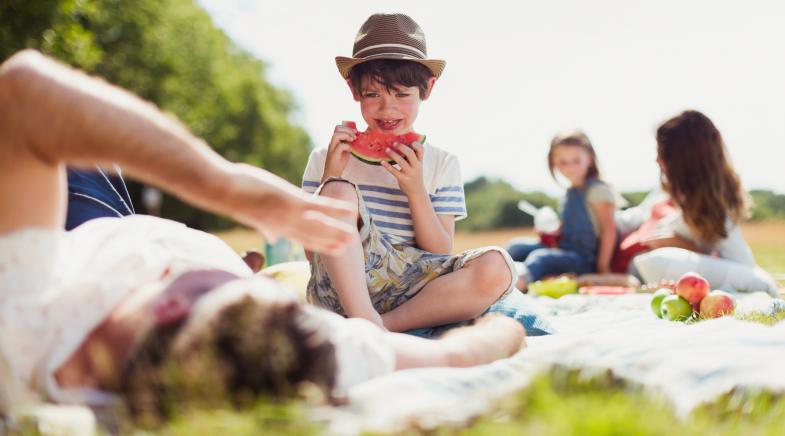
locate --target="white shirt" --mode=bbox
[656,211,756,266]
[0,216,251,412]
[302,142,467,245]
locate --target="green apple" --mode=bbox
[650,288,674,318]
[660,295,693,321]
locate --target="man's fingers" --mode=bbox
[298,210,353,253]
[309,195,354,219]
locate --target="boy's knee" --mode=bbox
[320,180,358,204]
[467,250,513,297]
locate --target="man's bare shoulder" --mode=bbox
[0,50,52,95]
[0,49,44,74]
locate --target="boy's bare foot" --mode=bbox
[241,250,266,273]
[440,314,525,367]
[516,275,528,293]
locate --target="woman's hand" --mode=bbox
[381,141,426,195]
[322,121,357,181]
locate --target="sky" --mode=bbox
[197,0,785,195]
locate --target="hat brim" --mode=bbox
[336,55,446,80]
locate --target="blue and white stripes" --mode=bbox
[302,181,466,245]
[301,142,467,246]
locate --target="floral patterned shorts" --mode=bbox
[307,178,516,316]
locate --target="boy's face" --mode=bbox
[350,76,435,135]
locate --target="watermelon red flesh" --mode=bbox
[348,126,426,165]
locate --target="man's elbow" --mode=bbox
[0,49,45,108]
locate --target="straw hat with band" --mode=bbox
[335,13,446,80]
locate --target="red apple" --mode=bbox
[699,290,736,318]
[675,272,710,307]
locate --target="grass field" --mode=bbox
[217,221,785,282]
[170,222,785,435]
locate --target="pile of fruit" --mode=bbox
[650,272,736,321]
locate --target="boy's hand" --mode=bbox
[382,141,426,196]
[322,121,357,181]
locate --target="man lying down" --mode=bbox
[0,50,524,425]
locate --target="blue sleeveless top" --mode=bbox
[558,178,601,262]
[66,166,135,230]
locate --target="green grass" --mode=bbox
[458,371,785,436]
[157,371,785,436]
[156,401,320,436]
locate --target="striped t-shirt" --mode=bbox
[302,142,467,246]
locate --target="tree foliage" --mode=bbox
[459,177,557,231]
[460,177,785,232]
[749,190,785,222]
[1,0,311,229]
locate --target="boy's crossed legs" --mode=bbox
[315,179,514,332]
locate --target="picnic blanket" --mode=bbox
[321,292,785,434]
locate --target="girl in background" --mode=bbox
[507,130,619,291]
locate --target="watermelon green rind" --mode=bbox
[349,133,426,166]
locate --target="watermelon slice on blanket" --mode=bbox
[579,285,636,295]
[345,121,426,165]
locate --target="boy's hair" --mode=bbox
[119,295,337,428]
[348,59,433,99]
[547,129,601,181]
[656,110,749,243]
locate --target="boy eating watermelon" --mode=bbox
[301,13,518,332]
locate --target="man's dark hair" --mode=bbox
[119,295,337,427]
[348,59,433,98]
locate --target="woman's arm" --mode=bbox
[593,201,617,273]
[641,234,708,253]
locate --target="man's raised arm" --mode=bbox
[0,50,352,253]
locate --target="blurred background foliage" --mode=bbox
[2,0,783,232]
[1,0,310,229]
[457,178,785,232]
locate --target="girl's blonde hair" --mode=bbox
[656,110,749,243]
[547,129,601,182]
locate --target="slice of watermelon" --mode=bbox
[346,122,426,165]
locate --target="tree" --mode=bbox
[1,0,312,229]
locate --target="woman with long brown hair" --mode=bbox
[623,110,777,293]
[648,110,749,254]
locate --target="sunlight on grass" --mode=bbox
[461,372,785,436]
[154,371,785,435]
[158,400,322,436]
